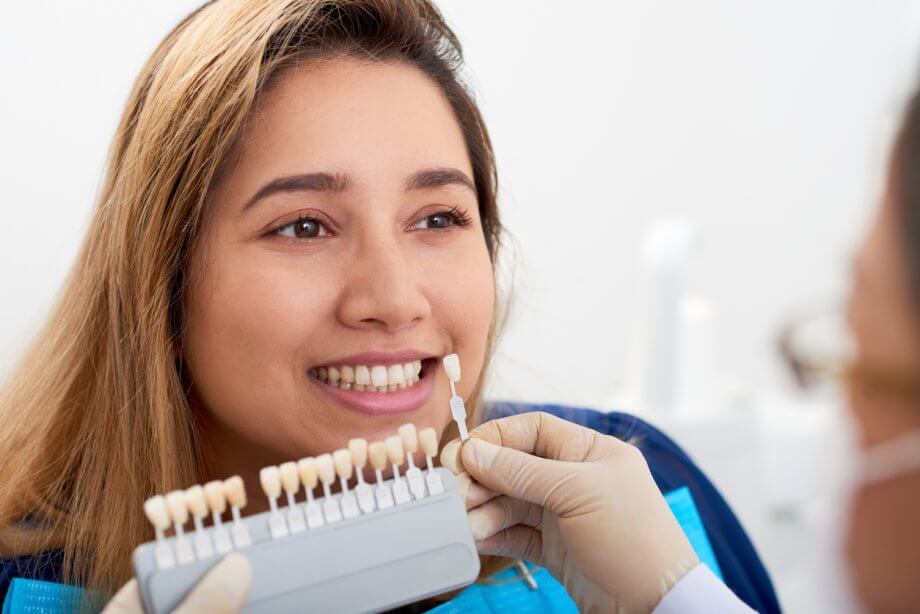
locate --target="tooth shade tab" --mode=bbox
[260,466,283,498]
[442,354,460,382]
[419,428,439,458]
[355,365,371,386]
[279,462,300,493]
[398,424,419,453]
[203,481,227,514]
[385,436,405,465]
[298,458,319,489]
[224,476,247,509]
[333,449,354,480]
[368,441,388,470]
[165,491,189,525]
[144,496,171,531]
[184,486,209,518]
[348,438,368,468]
[315,454,336,484]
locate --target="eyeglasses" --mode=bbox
[777,305,920,403]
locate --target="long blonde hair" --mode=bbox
[0,0,504,598]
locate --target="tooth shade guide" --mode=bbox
[260,466,289,539]
[278,462,306,533]
[418,427,441,494]
[298,457,325,529]
[164,491,195,564]
[315,453,342,523]
[418,428,438,460]
[144,496,176,570]
[133,469,475,613]
[442,354,469,441]
[140,424,449,570]
[398,423,419,453]
[144,495,172,532]
[203,481,233,554]
[223,476,252,548]
[184,487,215,559]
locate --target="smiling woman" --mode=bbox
[0,0,504,607]
[184,57,496,485]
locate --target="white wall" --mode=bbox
[2,1,920,405]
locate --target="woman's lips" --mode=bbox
[310,368,435,415]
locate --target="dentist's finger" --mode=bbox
[440,439,464,474]
[467,412,621,463]
[467,495,543,541]
[476,525,545,566]
[174,553,252,614]
[456,472,498,510]
[461,436,582,511]
[101,579,142,613]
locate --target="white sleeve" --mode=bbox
[653,564,755,614]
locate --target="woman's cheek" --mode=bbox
[432,244,495,393]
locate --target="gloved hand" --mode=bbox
[441,412,699,613]
[101,552,251,614]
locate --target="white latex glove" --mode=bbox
[101,553,252,614]
[441,412,700,613]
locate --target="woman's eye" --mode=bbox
[412,212,455,230]
[275,217,330,239]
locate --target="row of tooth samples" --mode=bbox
[259,424,444,540]
[309,361,423,392]
[144,476,251,570]
[142,424,444,570]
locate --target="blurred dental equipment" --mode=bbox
[620,218,721,416]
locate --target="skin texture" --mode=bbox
[846,193,920,612]
[181,58,495,508]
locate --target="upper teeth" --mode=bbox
[311,361,423,392]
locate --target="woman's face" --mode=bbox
[846,190,920,611]
[183,58,495,487]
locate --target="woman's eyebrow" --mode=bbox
[242,172,350,211]
[242,167,475,212]
[404,167,476,193]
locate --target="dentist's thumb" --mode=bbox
[459,437,577,511]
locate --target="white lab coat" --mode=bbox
[653,565,755,613]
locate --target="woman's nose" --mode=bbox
[336,239,432,333]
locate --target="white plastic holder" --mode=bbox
[173,529,195,565]
[424,457,444,495]
[391,479,411,505]
[355,480,376,514]
[191,518,214,559]
[406,460,427,500]
[285,494,307,534]
[153,529,176,570]
[230,509,252,548]
[304,503,325,529]
[340,491,360,519]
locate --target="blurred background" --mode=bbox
[4,1,920,610]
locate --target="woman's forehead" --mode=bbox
[236,58,473,183]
